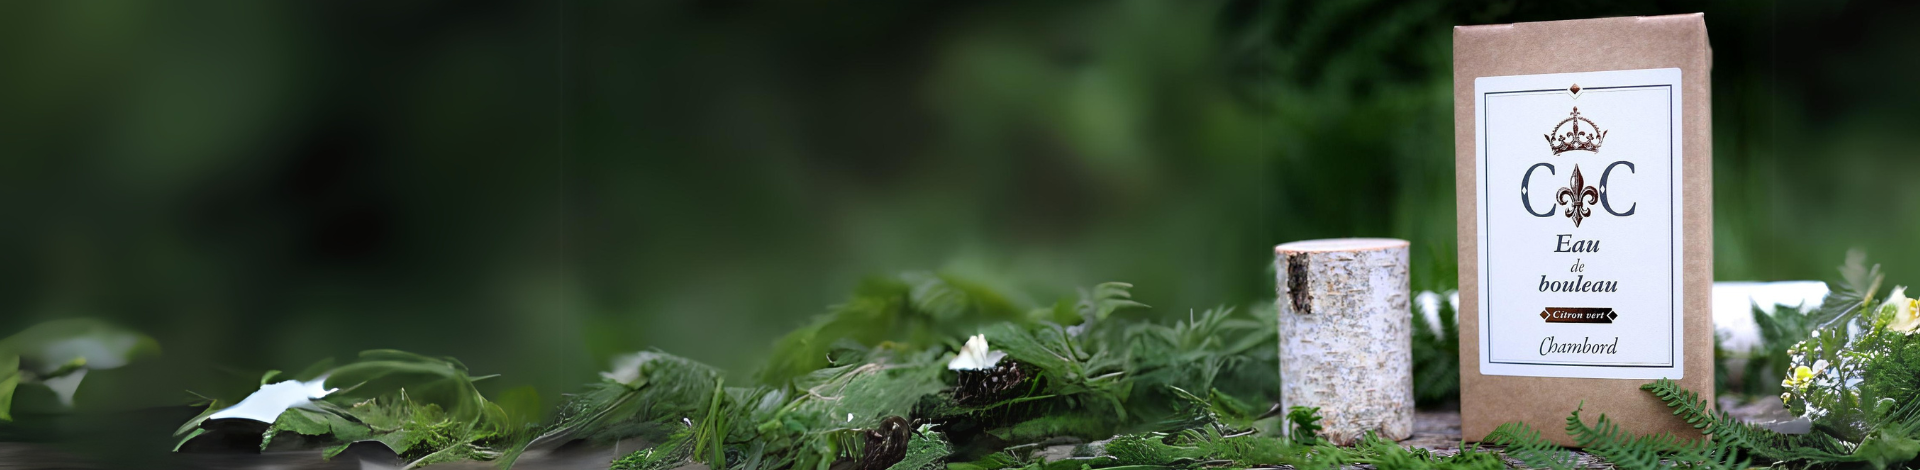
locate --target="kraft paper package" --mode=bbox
[1453,14,1712,446]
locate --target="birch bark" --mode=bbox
[1275,238,1413,444]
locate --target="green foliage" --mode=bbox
[1411,295,1462,407]
[1642,378,1853,465]
[0,354,16,422]
[1853,331,1920,445]
[1471,401,1757,470]
[583,281,1290,470]
[1854,432,1920,470]
[1356,434,1506,470]
[173,350,519,469]
[887,427,951,470]
[1105,432,1200,465]
[1637,254,1920,470]
[164,277,1512,470]
[1768,251,1920,469]
[1483,422,1576,470]
[582,341,956,470]
[1076,282,1152,324]
[1822,249,1885,325]
[985,415,1116,443]
[1565,403,1745,470]
[1285,406,1323,446]
[171,265,1920,470]
[609,429,696,470]
[1743,300,1822,396]
[1098,427,1515,470]
[324,350,510,426]
[0,319,160,420]
[757,273,1032,386]
[511,351,725,466]
[693,377,728,467]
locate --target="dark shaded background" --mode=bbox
[1,0,1916,450]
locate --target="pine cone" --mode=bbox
[952,360,1030,405]
[856,416,913,470]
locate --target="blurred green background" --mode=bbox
[1,0,1916,427]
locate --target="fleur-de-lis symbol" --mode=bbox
[1556,165,1600,227]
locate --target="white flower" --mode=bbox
[1887,287,1920,334]
[207,376,337,423]
[947,334,1006,371]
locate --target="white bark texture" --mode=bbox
[1275,238,1413,445]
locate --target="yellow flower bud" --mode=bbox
[1783,365,1816,389]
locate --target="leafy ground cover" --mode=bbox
[14,255,1920,469]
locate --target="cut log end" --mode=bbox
[1274,237,1409,255]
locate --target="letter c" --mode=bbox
[1599,160,1637,216]
[1521,163,1556,217]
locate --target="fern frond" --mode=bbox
[1675,438,1752,470]
[1641,378,1853,465]
[1561,402,1752,470]
[1082,282,1150,322]
[1286,406,1324,446]
[1566,403,1690,470]
[1484,421,1576,470]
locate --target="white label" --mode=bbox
[1474,68,1684,379]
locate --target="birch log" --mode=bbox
[1275,238,1412,445]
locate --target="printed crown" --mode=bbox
[1544,106,1606,155]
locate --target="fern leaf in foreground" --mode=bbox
[1641,378,1853,466]
[1565,403,1750,470]
[1566,404,1687,470]
[1483,422,1576,470]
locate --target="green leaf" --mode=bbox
[519,351,724,454]
[1854,432,1920,470]
[1483,421,1575,470]
[325,350,493,425]
[261,406,377,452]
[1640,378,1851,465]
[885,428,950,470]
[1563,401,1748,470]
[1411,292,1461,406]
[610,430,697,470]
[172,397,227,450]
[1818,249,1884,325]
[1565,404,1684,470]
[985,415,1114,442]
[0,319,161,374]
[262,408,334,451]
[1285,406,1323,446]
[174,349,512,468]
[274,408,334,436]
[172,428,209,452]
[755,272,1035,385]
[1082,282,1149,322]
[0,353,18,421]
